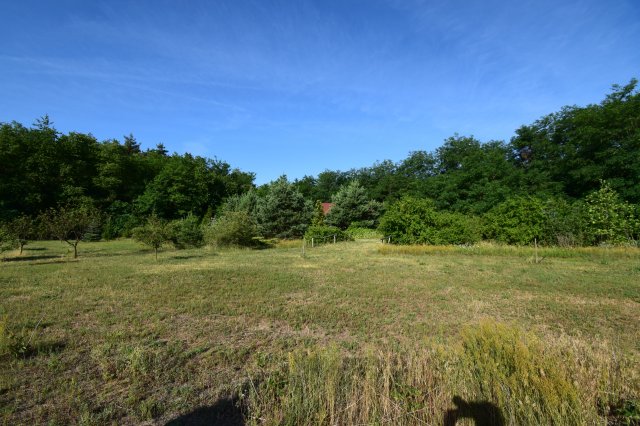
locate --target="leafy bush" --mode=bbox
[482,196,547,245]
[378,197,481,245]
[304,225,351,244]
[169,213,204,249]
[584,181,639,245]
[203,211,259,248]
[540,198,588,246]
[345,226,382,240]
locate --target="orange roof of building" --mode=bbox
[321,202,334,215]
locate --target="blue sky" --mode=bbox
[1,0,638,184]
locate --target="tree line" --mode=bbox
[1,79,639,252]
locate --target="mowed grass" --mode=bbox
[1,239,639,424]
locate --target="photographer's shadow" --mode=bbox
[444,396,505,426]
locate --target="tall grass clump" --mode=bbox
[456,321,587,424]
[246,346,448,425]
[245,322,610,425]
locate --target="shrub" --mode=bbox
[483,196,548,245]
[304,225,351,244]
[169,213,204,249]
[345,226,382,240]
[203,211,259,248]
[540,198,588,246]
[378,197,480,245]
[584,181,639,245]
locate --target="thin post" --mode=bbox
[312,237,314,248]
[534,238,538,263]
[333,234,336,244]
[302,238,306,257]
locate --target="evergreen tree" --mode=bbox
[256,176,312,238]
[325,181,382,229]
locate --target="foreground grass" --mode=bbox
[0,239,639,424]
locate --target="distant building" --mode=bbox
[321,203,334,215]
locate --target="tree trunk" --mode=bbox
[19,243,24,255]
[155,247,158,261]
[73,242,78,259]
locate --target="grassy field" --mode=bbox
[1,239,639,425]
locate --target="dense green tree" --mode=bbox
[351,160,403,201]
[396,150,437,197]
[292,175,319,200]
[422,137,521,214]
[510,79,640,203]
[314,170,350,202]
[133,154,252,220]
[256,176,312,238]
[0,119,60,217]
[325,181,382,229]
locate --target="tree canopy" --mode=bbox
[1,79,639,246]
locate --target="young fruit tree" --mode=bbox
[46,205,100,258]
[6,215,34,255]
[133,213,171,260]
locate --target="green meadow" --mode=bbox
[1,239,639,425]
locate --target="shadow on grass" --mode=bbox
[169,254,207,260]
[10,340,66,360]
[444,396,504,426]
[2,255,62,263]
[165,397,245,426]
